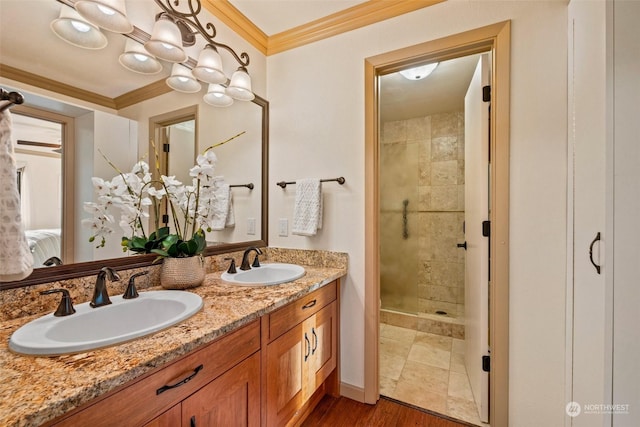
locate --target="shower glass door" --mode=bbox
[379,120,420,314]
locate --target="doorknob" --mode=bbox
[457,242,467,250]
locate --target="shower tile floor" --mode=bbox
[380,323,488,426]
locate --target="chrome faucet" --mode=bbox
[240,247,262,270]
[91,267,120,308]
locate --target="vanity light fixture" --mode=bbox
[53,0,255,104]
[119,39,163,75]
[51,5,108,50]
[75,0,133,34]
[203,84,234,107]
[166,63,202,93]
[399,63,439,80]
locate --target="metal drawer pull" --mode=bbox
[304,333,311,361]
[589,232,602,275]
[302,299,317,310]
[190,416,196,427]
[311,327,318,355]
[156,364,204,395]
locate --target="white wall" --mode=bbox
[267,1,568,425]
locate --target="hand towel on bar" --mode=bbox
[292,178,323,236]
[0,109,34,281]
[210,177,235,230]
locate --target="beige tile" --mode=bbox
[447,396,484,426]
[452,323,465,339]
[392,381,448,414]
[382,120,406,143]
[380,336,413,359]
[418,317,452,337]
[407,344,451,370]
[431,136,458,161]
[431,160,459,186]
[457,159,465,184]
[407,116,431,140]
[448,371,475,401]
[432,113,459,138]
[430,186,459,211]
[414,332,453,352]
[381,312,418,331]
[380,324,416,343]
[450,351,466,373]
[380,352,406,381]
[379,375,398,397]
[452,338,465,355]
[399,360,450,395]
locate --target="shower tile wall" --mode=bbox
[381,112,465,318]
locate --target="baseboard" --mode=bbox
[340,382,366,402]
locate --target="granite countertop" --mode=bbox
[0,262,346,427]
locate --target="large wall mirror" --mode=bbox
[0,1,268,290]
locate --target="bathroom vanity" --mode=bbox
[0,253,346,427]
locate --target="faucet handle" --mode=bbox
[124,271,148,299]
[251,254,261,268]
[224,258,237,274]
[40,289,76,317]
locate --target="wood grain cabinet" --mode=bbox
[51,320,261,427]
[264,282,338,426]
[47,280,340,427]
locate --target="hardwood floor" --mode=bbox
[302,395,477,426]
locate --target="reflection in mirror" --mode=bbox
[14,113,63,269]
[0,85,269,289]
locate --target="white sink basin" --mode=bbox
[9,291,203,356]
[221,263,305,286]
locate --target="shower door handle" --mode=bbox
[589,232,602,274]
[457,242,467,250]
[402,199,409,239]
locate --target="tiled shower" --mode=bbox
[380,111,465,331]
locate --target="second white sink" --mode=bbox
[221,263,305,286]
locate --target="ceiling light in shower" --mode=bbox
[399,63,439,80]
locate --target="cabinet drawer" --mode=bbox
[267,281,336,342]
[53,320,260,427]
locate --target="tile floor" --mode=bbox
[379,323,488,426]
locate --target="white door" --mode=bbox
[568,1,608,426]
[612,0,640,424]
[464,53,490,423]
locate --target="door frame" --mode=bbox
[364,21,511,426]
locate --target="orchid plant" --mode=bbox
[83,132,244,260]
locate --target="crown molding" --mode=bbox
[202,0,269,55]
[0,63,116,109]
[114,79,171,110]
[203,0,444,56]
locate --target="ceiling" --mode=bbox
[0,0,479,122]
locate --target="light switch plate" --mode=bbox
[278,218,288,237]
[247,218,256,235]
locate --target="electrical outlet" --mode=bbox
[278,218,288,237]
[247,218,256,235]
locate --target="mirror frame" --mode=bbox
[0,94,269,290]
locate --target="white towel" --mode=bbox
[210,178,235,230]
[0,110,34,281]
[292,178,323,236]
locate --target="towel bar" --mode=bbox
[229,183,254,190]
[277,177,345,189]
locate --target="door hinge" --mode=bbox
[482,85,491,102]
[482,220,490,237]
[482,355,491,372]
[163,143,170,153]
[162,214,169,224]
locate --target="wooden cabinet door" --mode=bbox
[265,323,305,426]
[183,352,261,427]
[308,301,337,395]
[143,405,181,427]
